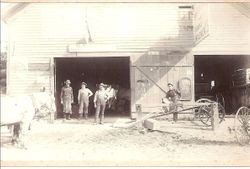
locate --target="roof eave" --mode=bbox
[1,3,30,23]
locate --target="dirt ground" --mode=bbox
[1,116,249,166]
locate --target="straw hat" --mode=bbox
[81,82,87,86]
[65,80,71,84]
[167,83,173,87]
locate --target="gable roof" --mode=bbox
[1,3,30,23]
[232,3,250,18]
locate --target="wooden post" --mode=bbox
[136,104,142,128]
[211,102,219,130]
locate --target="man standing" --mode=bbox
[94,83,108,124]
[163,83,181,122]
[78,82,93,120]
[60,79,74,120]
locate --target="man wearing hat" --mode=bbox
[60,79,74,120]
[93,83,108,124]
[163,82,181,121]
[78,82,93,120]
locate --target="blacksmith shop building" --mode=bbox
[1,3,250,118]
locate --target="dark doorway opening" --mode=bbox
[54,57,131,118]
[194,55,250,114]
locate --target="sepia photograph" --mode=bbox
[1,0,250,166]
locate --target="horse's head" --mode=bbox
[32,92,56,118]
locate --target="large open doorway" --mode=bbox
[194,55,250,114]
[54,57,131,118]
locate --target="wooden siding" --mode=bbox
[7,4,86,95]
[193,3,250,55]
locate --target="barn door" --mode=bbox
[134,65,193,107]
[134,65,165,112]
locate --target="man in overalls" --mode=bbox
[78,82,93,120]
[94,83,108,124]
[60,79,74,120]
[163,83,181,122]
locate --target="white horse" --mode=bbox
[1,92,56,148]
[32,92,56,122]
[1,95,36,148]
[103,85,131,114]
[105,85,118,111]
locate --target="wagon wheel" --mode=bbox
[196,98,212,103]
[234,106,250,145]
[198,102,225,126]
[198,104,212,126]
[193,98,213,119]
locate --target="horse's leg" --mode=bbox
[114,100,117,111]
[110,98,116,111]
[108,99,111,109]
[8,124,14,135]
[12,123,20,145]
[17,122,28,149]
[7,124,12,131]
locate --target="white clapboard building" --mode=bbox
[1,3,250,118]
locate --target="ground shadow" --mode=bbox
[177,137,239,146]
[150,130,177,135]
[133,7,194,103]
